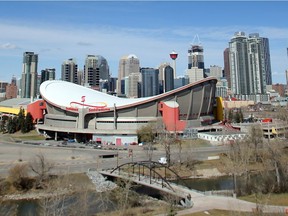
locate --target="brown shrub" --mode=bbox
[0,179,12,195]
[8,163,34,191]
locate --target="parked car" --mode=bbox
[94,145,102,149]
[158,157,167,165]
[68,139,75,143]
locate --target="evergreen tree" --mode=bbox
[17,108,26,132]
[137,124,155,143]
[0,115,9,133]
[7,116,17,134]
[0,119,6,133]
[22,112,34,133]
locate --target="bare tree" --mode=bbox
[112,178,140,216]
[247,124,264,162]
[161,134,175,166]
[261,139,288,193]
[221,139,254,195]
[29,153,54,189]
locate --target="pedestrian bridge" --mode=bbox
[98,160,204,207]
[91,161,288,214]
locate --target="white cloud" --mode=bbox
[0,42,19,50]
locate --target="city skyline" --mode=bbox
[0,1,288,84]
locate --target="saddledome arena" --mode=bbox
[37,77,217,145]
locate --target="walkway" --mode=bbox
[100,169,288,215]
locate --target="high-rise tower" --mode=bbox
[41,68,55,84]
[223,48,231,88]
[229,32,272,95]
[84,55,110,90]
[140,68,159,97]
[21,51,38,99]
[117,54,140,95]
[188,45,204,70]
[158,62,174,93]
[163,65,174,92]
[61,58,78,84]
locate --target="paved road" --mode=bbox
[0,140,227,177]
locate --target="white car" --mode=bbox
[158,157,167,165]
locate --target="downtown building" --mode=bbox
[125,72,140,98]
[5,76,17,99]
[186,44,205,83]
[41,68,56,84]
[117,54,140,96]
[188,44,205,70]
[223,48,231,89]
[61,58,78,84]
[228,32,272,102]
[140,68,159,97]
[84,55,110,91]
[158,63,174,93]
[21,52,38,99]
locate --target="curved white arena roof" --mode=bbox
[40,80,150,109]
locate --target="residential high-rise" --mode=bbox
[21,51,38,98]
[140,68,159,97]
[61,58,78,84]
[84,55,110,90]
[229,32,249,95]
[117,54,140,95]
[228,32,272,96]
[223,48,231,88]
[261,36,272,85]
[41,68,56,84]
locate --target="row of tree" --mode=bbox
[222,125,288,196]
[0,108,34,134]
[137,119,288,197]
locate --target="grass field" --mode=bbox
[0,130,45,142]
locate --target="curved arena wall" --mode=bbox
[37,77,217,137]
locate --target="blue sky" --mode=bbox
[0,1,288,84]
